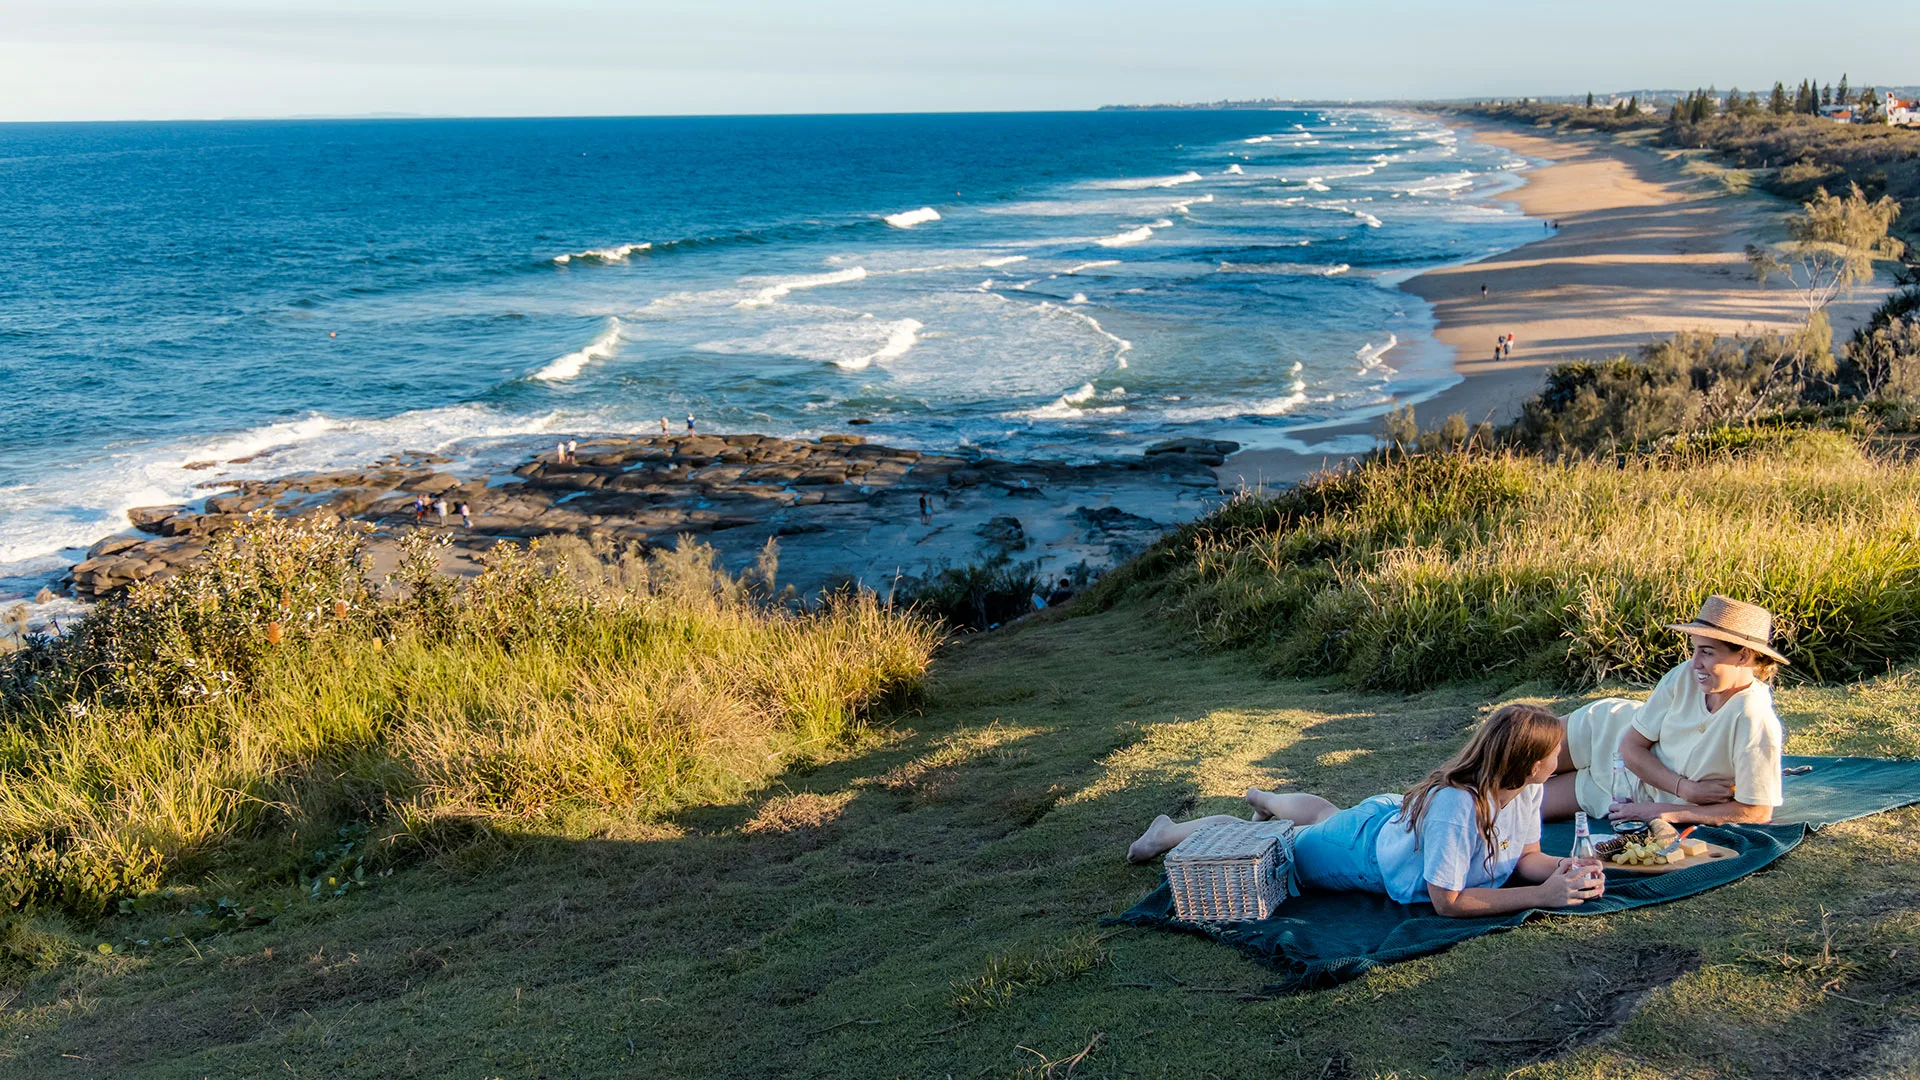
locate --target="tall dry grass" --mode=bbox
[0,519,938,918]
[1091,430,1920,692]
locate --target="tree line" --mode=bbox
[1582,75,1885,124]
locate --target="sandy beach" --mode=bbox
[1217,116,1894,489]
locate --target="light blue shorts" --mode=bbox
[1289,794,1399,894]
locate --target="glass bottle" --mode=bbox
[1572,811,1599,867]
[1611,755,1639,810]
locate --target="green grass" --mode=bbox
[0,605,1914,1078]
[0,520,938,921]
[1088,431,1920,691]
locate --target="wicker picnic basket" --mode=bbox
[1165,820,1295,922]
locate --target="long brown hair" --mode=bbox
[1401,704,1564,870]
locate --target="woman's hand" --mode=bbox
[1606,800,1671,823]
[1536,860,1606,908]
[1679,775,1736,804]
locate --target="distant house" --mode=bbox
[1884,91,1920,126]
[1820,104,1857,123]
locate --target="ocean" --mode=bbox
[0,108,1538,601]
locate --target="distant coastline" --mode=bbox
[1214,112,1901,489]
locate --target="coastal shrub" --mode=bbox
[894,554,1043,632]
[1839,288,1920,404]
[1508,328,1833,455]
[1089,432,1920,692]
[0,518,939,920]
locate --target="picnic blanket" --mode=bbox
[1111,755,1920,991]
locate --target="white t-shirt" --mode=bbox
[1630,662,1785,807]
[1374,784,1543,904]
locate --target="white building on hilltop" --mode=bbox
[1884,91,1919,126]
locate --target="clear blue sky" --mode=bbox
[2,0,1906,122]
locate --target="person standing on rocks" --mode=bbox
[566,438,578,462]
[556,440,569,465]
[434,497,448,525]
[660,417,670,435]
[459,501,471,528]
[413,496,426,524]
[686,413,697,435]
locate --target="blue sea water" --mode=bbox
[0,109,1537,598]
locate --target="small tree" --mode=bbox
[1771,82,1790,115]
[1586,91,1595,108]
[1749,185,1906,394]
[1750,184,1906,318]
[1836,73,1850,106]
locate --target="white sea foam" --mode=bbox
[1310,202,1383,228]
[980,255,1029,267]
[1224,164,1244,175]
[1216,261,1349,276]
[1069,293,1089,305]
[1160,384,1309,422]
[1037,301,1133,368]
[530,317,622,382]
[883,207,942,228]
[1018,380,1128,420]
[736,266,869,308]
[1089,170,1204,190]
[1356,333,1399,370]
[1244,136,1273,144]
[0,403,606,572]
[1096,224,1155,247]
[839,318,922,369]
[1304,179,1331,192]
[1065,260,1119,274]
[552,242,651,265]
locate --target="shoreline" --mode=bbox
[1216,113,1897,490]
[35,433,1234,619]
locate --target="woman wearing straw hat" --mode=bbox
[1543,595,1788,826]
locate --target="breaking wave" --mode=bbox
[552,243,651,265]
[1089,171,1204,190]
[883,207,941,228]
[736,266,869,308]
[531,317,622,381]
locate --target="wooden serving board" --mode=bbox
[1590,841,1740,875]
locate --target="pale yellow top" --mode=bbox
[1628,661,1785,808]
[1565,662,1785,817]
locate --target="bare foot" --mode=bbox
[1246,787,1278,821]
[1127,815,1176,863]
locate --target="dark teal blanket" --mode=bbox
[1111,755,1920,990]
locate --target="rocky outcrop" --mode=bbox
[62,434,1230,599]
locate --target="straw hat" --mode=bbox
[1667,595,1789,665]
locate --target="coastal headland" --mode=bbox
[65,433,1232,603]
[1216,115,1897,488]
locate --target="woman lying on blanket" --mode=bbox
[1543,596,1787,827]
[1125,704,1604,917]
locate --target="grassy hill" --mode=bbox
[4,429,1920,1077]
[1,604,1915,1078]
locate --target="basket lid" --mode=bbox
[1166,820,1294,862]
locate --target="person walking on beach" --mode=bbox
[459,501,471,528]
[1480,283,1488,299]
[434,497,448,525]
[1504,333,1517,358]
